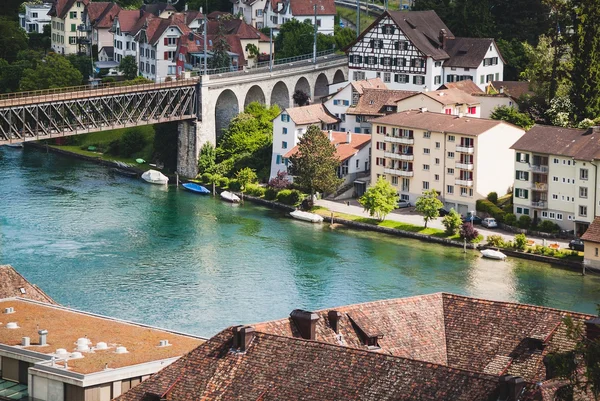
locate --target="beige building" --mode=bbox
[511,125,600,235]
[370,110,524,215]
[395,88,481,118]
[582,217,600,270]
[50,0,89,55]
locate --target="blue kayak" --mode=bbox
[182,183,211,194]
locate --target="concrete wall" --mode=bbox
[584,243,600,270]
[478,95,516,119]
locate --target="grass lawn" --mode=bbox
[50,145,152,170]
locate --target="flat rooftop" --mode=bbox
[0,299,204,374]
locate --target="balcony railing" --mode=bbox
[384,152,414,161]
[455,145,474,154]
[531,182,548,191]
[455,162,474,170]
[384,168,414,177]
[531,200,547,208]
[530,165,549,173]
[455,179,473,187]
[384,136,414,145]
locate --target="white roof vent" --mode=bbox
[115,346,128,354]
[95,342,108,350]
[6,322,19,329]
[76,338,90,352]
[4,307,15,314]
[22,337,30,346]
[70,352,84,359]
[55,348,68,356]
[158,339,170,347]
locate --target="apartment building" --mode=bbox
[110,10,150,64]
[264,0,335,35]
[232,0,267,29]
[345,88,417,134]
[511,125,600,235]
[370,110,524,215]
[395,88,481,117]
[346,10,503,92]
[83,2,121,56]
[49,0,89,54]
[19,2,52,33]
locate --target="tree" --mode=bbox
[274,19,315,59]
[28,24,51,52]
[288,125,342,201]
[245,43,259,59]
[119,55,138,80]
[0,17,28,63]
[68,54,93,83]
[268,171,291,190]
[211,21,231,70]
[334,26,356,51]
[198,142,217,175]
[235,167,257,193]
[442,208,462,235]
[490,106,534,129]
[570,0,600,121]
[293,89,310,106]
[19,53,83,91]
[497,39,528,82]
[459,222,479,241]
[414,189,443,228]
[359,177,398,221]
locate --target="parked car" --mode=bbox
[438,208,450,216]
[397,199,411,208]
[569,239,584,251]
[462,215,482,225]
[481,218,498,228]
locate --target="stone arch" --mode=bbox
[244,85,266,109]
[314,73,329,99]
[270,81,290,110]
[294,77,311,105]
[215,89,239,139]
[333,69,346,84]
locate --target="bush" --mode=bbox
[106,139,121,156]
[504,213,517,226]
[537,220,560,233]
[442,208,462,235]
[268,171,291,190]
[245,183,266,197]
[517,215,532,229]
[276,189,304,206]
[120,129,147,157]
[201,173,213,184]
[228,179,241,192]
[476,199,505,222]
[218,177,230,188]
[459,222,479,242]
[264,187,278,200]
[487,192,498,204]
[514,233,528,251]
[487,235,505,248]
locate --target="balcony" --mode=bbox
[531,182,548,191]
[384,152,414,161]
[384,168,414,177]
[530,165,549,174]
[531,200,547,208]
[384,136,414,145]
[455,179,473,187]
[455,162,474,170]
[455,146,474,154]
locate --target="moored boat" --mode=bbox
[141,169,169,185]
[290,210,324,223]
[6,143,24,148]
[481,249,507,260]
[182,182,210,194]
[110,168,138,177]
[220,191,240,203]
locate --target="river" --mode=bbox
[0,147,599,337]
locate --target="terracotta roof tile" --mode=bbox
[444,37,496,68]
[289,0,335,16]
[140,2,175,17]
[283,131,370,162]
[284,104,340,125]
[581,217,600,243]
[0,265,56,304]
[86,2,121,29]
[49,0,89,19]
[408,88,480,106]
[116,10,147,33]
[510,125,600,160]
[350,77,388,94]
[346,88,417,116]
[437,79,483,94]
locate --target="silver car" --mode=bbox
[481,218,498,228]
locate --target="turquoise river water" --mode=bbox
[1,147,599,337]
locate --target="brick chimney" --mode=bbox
[498,375,525,401]
[327,311,342,334]
[585,317,600,341]
[438,29,448,49]
[290,309,320,340]
[232,325,255,351]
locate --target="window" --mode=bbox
[139,62,144,72]
[435,61,441,67]
[486,74,494,82]
[579,205,588,217]
[164,51,175,60]
[447,168,454,175]
[384,72,391,83]
[516,152,530,163]
[468,107,476,114]
[556,213,563,220]
[552,194,558,200]
[391,176,398,185]
[447,152,454,159]
[580,168,589,180]
[423,181,429,190]
[435,158,440,165]
[76,1,81,7]
[70,24,76,32]
[375,157,386,166]
[165,37,177,46]
[423,148,430,154]
[256,9,263,16]
[276,155,281,164]
[435,174,440,181]
[549,212,556,219]
[580,187,588,198]
[553,176,559,182]
[515,171,529,180]
[596,248,599,257]
[448,135,455,142]
[151,64,155,74]
[423,131,431,138]
[541,211,548,218]
[367,56,377,65]
[434,75,441,85]
[553,158,559,164]
[68,36,76,44]
[282,141,287,149]
[281,114,290,122]
[382,25,395,34]
[423,164,430,171]
[435,142,440,149]
[447,185,454,194]
[282,127,287,134]
[394,74,409,84]
[168,65,176,75]
[69,11,77,19]
[515,188,529,199]
[413,75,425,85]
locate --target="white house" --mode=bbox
[111,10,149,64]
[19,2,52,33]
[264,0,335,36]
[232,0,266,29]
[84,2,121,57]
[49,0,89,55]
[395,88,481,118]
[270,104,340,179]
[346,10,504,92]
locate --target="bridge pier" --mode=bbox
[177,119,213,178]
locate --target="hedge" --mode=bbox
[264,187,278,200]
[275,189,304,206]
[245,183,266,197]
[228,179,241,192]
[476,199,506,222]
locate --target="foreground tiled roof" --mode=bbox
[437,79,483,94]
[284,131,371,162]
[346,88,417,116]
[581,217,600,243]
[350,77,387,94]
[410,88,480,106]
[510,125,599,160]
[372,109,516,136]
[116,10,147,33]
[49,0,89,18]
[0,265,56,304]
[284,104,340,125]
[444,37,495,68]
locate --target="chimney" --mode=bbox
[184,3,188,11]
[585,317,600,341]
[420,107,427,113]
[232,325,255,352]
[22,337,30,347]
[38,329,48,346]
[199,6,203,13]
[328,130,333,141]
[498,375,525,401]
[438,29,448,49]
[290,309,320,340]
[327,311,342,334]
[346,132,352,144]
[591,126,600,134]
[499,86,504,94]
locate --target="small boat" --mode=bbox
[481,249,507,260]
[290,210,324,223]
[141,169,169,185]
[110,168,138,177]
[182,182,210,194]
[6,143,24,148]
[220,191,240,203]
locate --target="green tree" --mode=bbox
[120,128,147,157]
[28,24,51,52]
[570,0,600,121]
[19,53,83,91]
[275,19,315,59]
[68,54,93,83]
[211,21,231,70]
[198,142,217,175]
[415,189,443,228]
[442,208,462,235]
[235,167,258,193]
[288,125,342,201]
[359,177,398,221]
[490,106,534,129]
[119,55,138,80]
[513,233,528,250]
[0,17,28,63]
[245,43,259,59]
[497,39,528,81]
[334,26,356,51]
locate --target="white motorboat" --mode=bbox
[220,191,240,203]
[141,169,169,185]
[481,249,507,260]
[290,210,324,223]
[6,143,24,148]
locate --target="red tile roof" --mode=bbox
[115,10,147,33]
[490,81,534,99]
[86,2,121,29]
[437,79,483,94]
[284,104,340,125]
[0,265,56,304]
[581,217,600,243]
[405,88,480,106]
[283,131,370,162]
[350,77,388,94]
[49,0,89,19]
[206,19,269,41]
[289,0,335,16]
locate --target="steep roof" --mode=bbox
[99,46,114,58]
[86,2,121,29]
[581,217,600,243]
[350,77,388,94]
[346,88,418,116]
[49,0,89,19]
[289,0,335,16]
[372,109,518,136]
[135,13,191,46]
[491,81,533,99]
[207,18,269,41]
[444,37,495,68]
[438,79,484,94]
[115,10,147,33]
[0,265,56,304]
[284,104,340,125]
[140,2,175,17]
[510,125,600,160]
[387,10,453,60]
[404,88,480,106]
[284,131,371,162]
[184,9,204,26]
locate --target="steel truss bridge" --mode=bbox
[0,80,198,145]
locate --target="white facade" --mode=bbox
[395,93,481,118]
[477,94,518,119]
[112,17,139,64]
[139,25,185,82]
[20,3,52,33]
[50,1,87,54]
[270,112,309,179]
[233,0,267,29]
[263,1,335,35]
[471,43,504,91]
[323,85,353,132]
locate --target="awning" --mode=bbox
[95,61,119,69]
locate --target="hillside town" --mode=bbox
[2,0,600,400]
